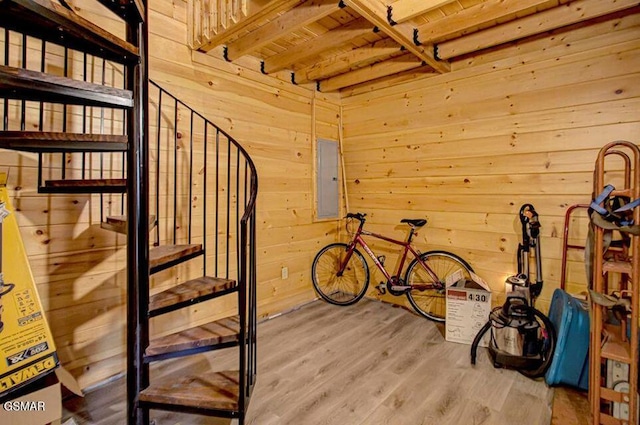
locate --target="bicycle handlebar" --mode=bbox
[346,212,367,221]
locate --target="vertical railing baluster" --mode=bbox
[3,29,9,131]
[99,58,106,217]
[244,159,248,209]
[20,34,26,132]
[226,136,231,279]
[215,128,220,277]
[236,147,240,281]
[155,89,162,246]
[38,40,46,190]
[61,47,69,179]
[251,207,257,385]
[121,62,127,216]
[39,43,45,129]
[238,215,247,420]
[100,58,108,220]
[203,120,208,276]
[173,99,178,245]
[188,110,194,243]
[82,53,87,179]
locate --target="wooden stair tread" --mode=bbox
[139,370,239,412]
[0,0,139,64]
[0,131,127,152]
[146,316,240,357]
[100,215,156,234]
[599,387,628,404]
[96,0,145,24]
[611,188,634,198]
[149,275,237,314]
[45,178,126,187]
[149,244,203,271]
[40,178,127,194]
[0,65,133,108]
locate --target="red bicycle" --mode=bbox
[311,213,474,322]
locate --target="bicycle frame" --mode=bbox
[338,221,440,288]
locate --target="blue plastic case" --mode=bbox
[545,288,590,390]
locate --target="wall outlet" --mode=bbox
[281,266,288,279]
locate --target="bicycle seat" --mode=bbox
[401,219,427,228]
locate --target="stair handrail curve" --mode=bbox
[149,79,258,220]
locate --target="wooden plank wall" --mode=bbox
[0,0,339,390]
[340,12,640,312]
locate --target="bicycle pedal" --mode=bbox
[376,283,386,295]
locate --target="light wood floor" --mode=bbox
[63,299,555,425]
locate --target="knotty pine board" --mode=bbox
[341,13,639,312]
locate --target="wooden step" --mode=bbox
[145,316,240,362]
[603,259,632,274]
[96,0,145,24]
[100,215,156,234]
[0,131,128,152]
[148,276,237,317]
[601,324,632,363]
[611,188,634,198]
[40,178,127,194]
[0,65,133,108]
[149,244,204,275]
[0,0,139,64]
[139,370,240,415]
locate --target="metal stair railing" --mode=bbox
[146,79,258,410]
[1,28,129,197]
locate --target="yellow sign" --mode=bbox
[0,175,58,397]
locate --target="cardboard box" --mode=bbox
[0,174,59,397]
[445,271,492,346]
[0,368,82,425]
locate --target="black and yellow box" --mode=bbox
[0,173,58,398]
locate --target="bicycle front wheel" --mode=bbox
[312,243,370,306]
[405,250,473,321]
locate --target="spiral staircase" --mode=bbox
[0,0,258,423]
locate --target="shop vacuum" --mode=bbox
[471,204,556,378]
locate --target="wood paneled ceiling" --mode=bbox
[191,0,640,92]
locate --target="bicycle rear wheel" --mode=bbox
[311,243,370,305]
[405,250,473,321]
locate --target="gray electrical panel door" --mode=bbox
[317,139,339,219]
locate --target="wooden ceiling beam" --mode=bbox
[343,0,450,73]
[386,0,456,25]
[414,0,557,45]
[225,0,343,61]
[293,38,400,83]
[262,17,374,74]
[318,53,432,91]
[197,0,303,52]
[435,0,640,60]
